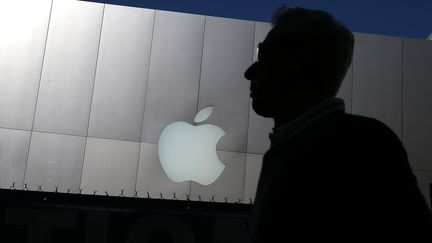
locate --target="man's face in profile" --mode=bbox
[244,27,294,118]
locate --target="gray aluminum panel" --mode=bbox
[33,0,103,136]
[0,0,51,130]
[247,22,273,154]
[87,6,155,142]
[403,39,432,171]
[136,143,190,200]
[141,10,205,144]
[247,103,273,154]
[0,128,31,190]
[337,64,353,113]
[352,33,402,137]
[80,138,140,197]
[244,154,263,203]
[25,132,85,193]
[190,150,246,203]
[198,17,255,153]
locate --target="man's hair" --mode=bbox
[270,6,354,98]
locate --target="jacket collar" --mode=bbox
[269,97,345,146]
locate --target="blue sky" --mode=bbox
[83,0,431,39]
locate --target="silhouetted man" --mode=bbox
[244,7,432,242]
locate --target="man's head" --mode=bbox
[244,7,354,121]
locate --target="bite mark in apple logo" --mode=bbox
[158,106,226,185]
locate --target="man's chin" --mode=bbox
[251,100,273,118]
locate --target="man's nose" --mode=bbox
[244,62,258,81]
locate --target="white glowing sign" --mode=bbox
[158,106,225,185]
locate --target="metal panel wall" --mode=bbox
[0,128,31,190]
[198,16,255,153]
[352,33,403,137]
[244,154,263,203]
[0,0,52,130]
[2,1,431,203]
[141,10,205,144]
[33,0,104,136]
[403,38,432,171]
[87,5,155,142]
[25,132,85,193]
[80,138,140,197]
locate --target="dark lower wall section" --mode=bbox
[0,189,251,243]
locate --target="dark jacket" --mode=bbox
[249,99,432,242]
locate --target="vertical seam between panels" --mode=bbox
[134,9,157,197]
[189,15,207,199]
[195,16,207,122]
[243,21,257,203]
[79,3,106,194]
[22,0,54,189]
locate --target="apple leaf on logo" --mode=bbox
[194,106,213,123]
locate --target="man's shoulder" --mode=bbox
[337,113,387,128]
[337,113,398,139]
[302,112,404,152]
[298,112,397,139]
[331,113,405,156]
[276,112,403,152]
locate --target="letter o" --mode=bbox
[125,215,195,243]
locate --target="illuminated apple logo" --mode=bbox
[158,106,226,185]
